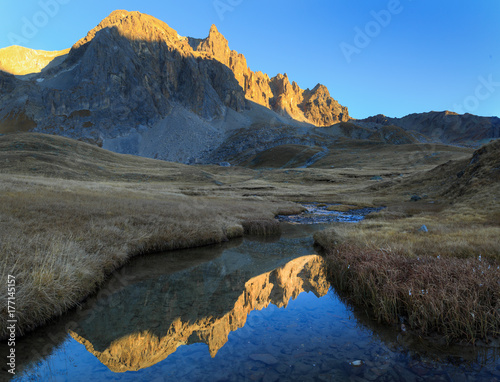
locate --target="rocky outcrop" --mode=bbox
[0,10,248,146]
[361,111,500,145]
[69,254,328,372]
[302,84,349,125]
[190,24,349,125]
[269,73,304,120]
[0,10,348,147]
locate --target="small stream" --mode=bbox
[277,203,385,224]
[3,214,499,381]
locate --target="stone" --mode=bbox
[293,361,313,375]
[262,370,280,382]
[249,353,279,365]
[410,195,422,202]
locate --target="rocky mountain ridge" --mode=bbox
[0,10,351,163]
[360,111,500,146]
[0,10,498,164]
[189,24,349,125]
[0,46,69,76]
[0,11,347,127]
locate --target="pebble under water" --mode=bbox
[5,224,499,382]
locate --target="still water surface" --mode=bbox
[7,224,499,381]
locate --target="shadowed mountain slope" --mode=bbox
[0,10,349,164]
[360,111,500,146]
[0,10,497,165]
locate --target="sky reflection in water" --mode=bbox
[10,224,500,381]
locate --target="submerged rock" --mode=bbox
[249,353,279,365]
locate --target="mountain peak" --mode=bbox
[70,10,348,126]
[204,23,228,47]
[107,9,131,18]
[72,10,179,51]
[0,8,351,159]
[311,83,330,96]
[209,24,220,35]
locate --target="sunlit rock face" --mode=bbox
[0,10,348,154]
[0,46,70,76]
[70,254,328,372]
[191,25,349,124]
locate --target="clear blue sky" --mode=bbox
[1,0,499,119]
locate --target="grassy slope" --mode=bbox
[1,132,496,344]
[0,133,299,338]
[314,139,500,343]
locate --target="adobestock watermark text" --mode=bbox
[6,275,16,376]
[213,0,243,21]
[7,0,71,46]
[340,0,415,63]
[453,74,500,114]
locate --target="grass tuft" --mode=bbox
[315,204,500,344]
[242,219,281,236]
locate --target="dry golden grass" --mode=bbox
[241,219,281,236]
[328,209,500,261]
[0,133,308,339]
[315,223,500,344]
[314,139,500,343]
[315,183,500,343]
[0,174,296,339]
[0,132,498,344]
[317,241,499,344]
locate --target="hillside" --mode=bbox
[360,111,500,146]
[0,132,217,183]
[393,138,500,203]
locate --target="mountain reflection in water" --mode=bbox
[69,245,328,372]
[8,224,499,382]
